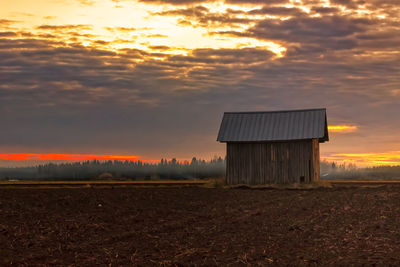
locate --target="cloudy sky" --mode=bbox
[0,0,399,166]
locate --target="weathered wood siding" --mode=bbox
[226,140,320,185]
[312,138,320,182]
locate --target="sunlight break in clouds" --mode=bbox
[0,0,285,57]
[328,125,358,133]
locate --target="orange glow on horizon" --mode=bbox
[0,153,140,162]
[328,125,358,133]
[322,151,400,167]
[0,154,196,164]
[1,152,399,167]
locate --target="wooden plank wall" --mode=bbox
[312,139,320,182]
[226,140,320,185]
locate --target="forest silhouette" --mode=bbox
[1,158,400,181]
[0,157,225,180]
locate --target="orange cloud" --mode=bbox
[328,125,358,133]
[0,153,140,162]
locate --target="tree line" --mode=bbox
[320,160,400,180]
[1,158,400,181]
[0,157,225,181]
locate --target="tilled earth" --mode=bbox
[2,186,400,266]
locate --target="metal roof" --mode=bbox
[217,108,329,143]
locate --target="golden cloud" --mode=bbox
[328,125,358,133]
[322,151,400,167]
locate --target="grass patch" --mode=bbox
[203,178,226,188]
[228,180,332,190]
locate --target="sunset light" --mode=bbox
[0,154,140,162]
[1,0,286,57]
[322,151,400,167]
[328,125,358,133]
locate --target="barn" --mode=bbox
[217,108,329,185]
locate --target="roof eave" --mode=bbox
[218,137,327,143]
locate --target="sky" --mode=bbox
[0,0,399,167]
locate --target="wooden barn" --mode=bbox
[217,108,329,185]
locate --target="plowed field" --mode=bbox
[2,186,400,265]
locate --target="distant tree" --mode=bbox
[347,163,357,170]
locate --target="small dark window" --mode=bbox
[300,176,305,183]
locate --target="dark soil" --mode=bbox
[2,186,400,266]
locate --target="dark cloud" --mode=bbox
[0,19,19,26]
[249,16,371,41]
[148,45,171,51]
[105,26,136,32]
[36,24,93,31]
[329,0,365,9]
[0,19,21,31]
[211,14,389,57]
[154,5,252,28]
[248,6,306,16]
[93,40,111,45]
[368,0,400,6]
[321,0,400,11]
[154,5,208,16]
[169,47,274,65]
[0,32,18,37]
[311,6,341,14]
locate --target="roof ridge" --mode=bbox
[224,108,326,115]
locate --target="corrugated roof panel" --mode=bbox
[282,112,290,140]
[238,114,247,140]
[315,111,321,136]
[216,108,329,142]
[297,111,305,139]
[245,113,254,141]
[288,112,297,140]
[305,111,311,138]
[251,113,261,140]
[288,111,297,140]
